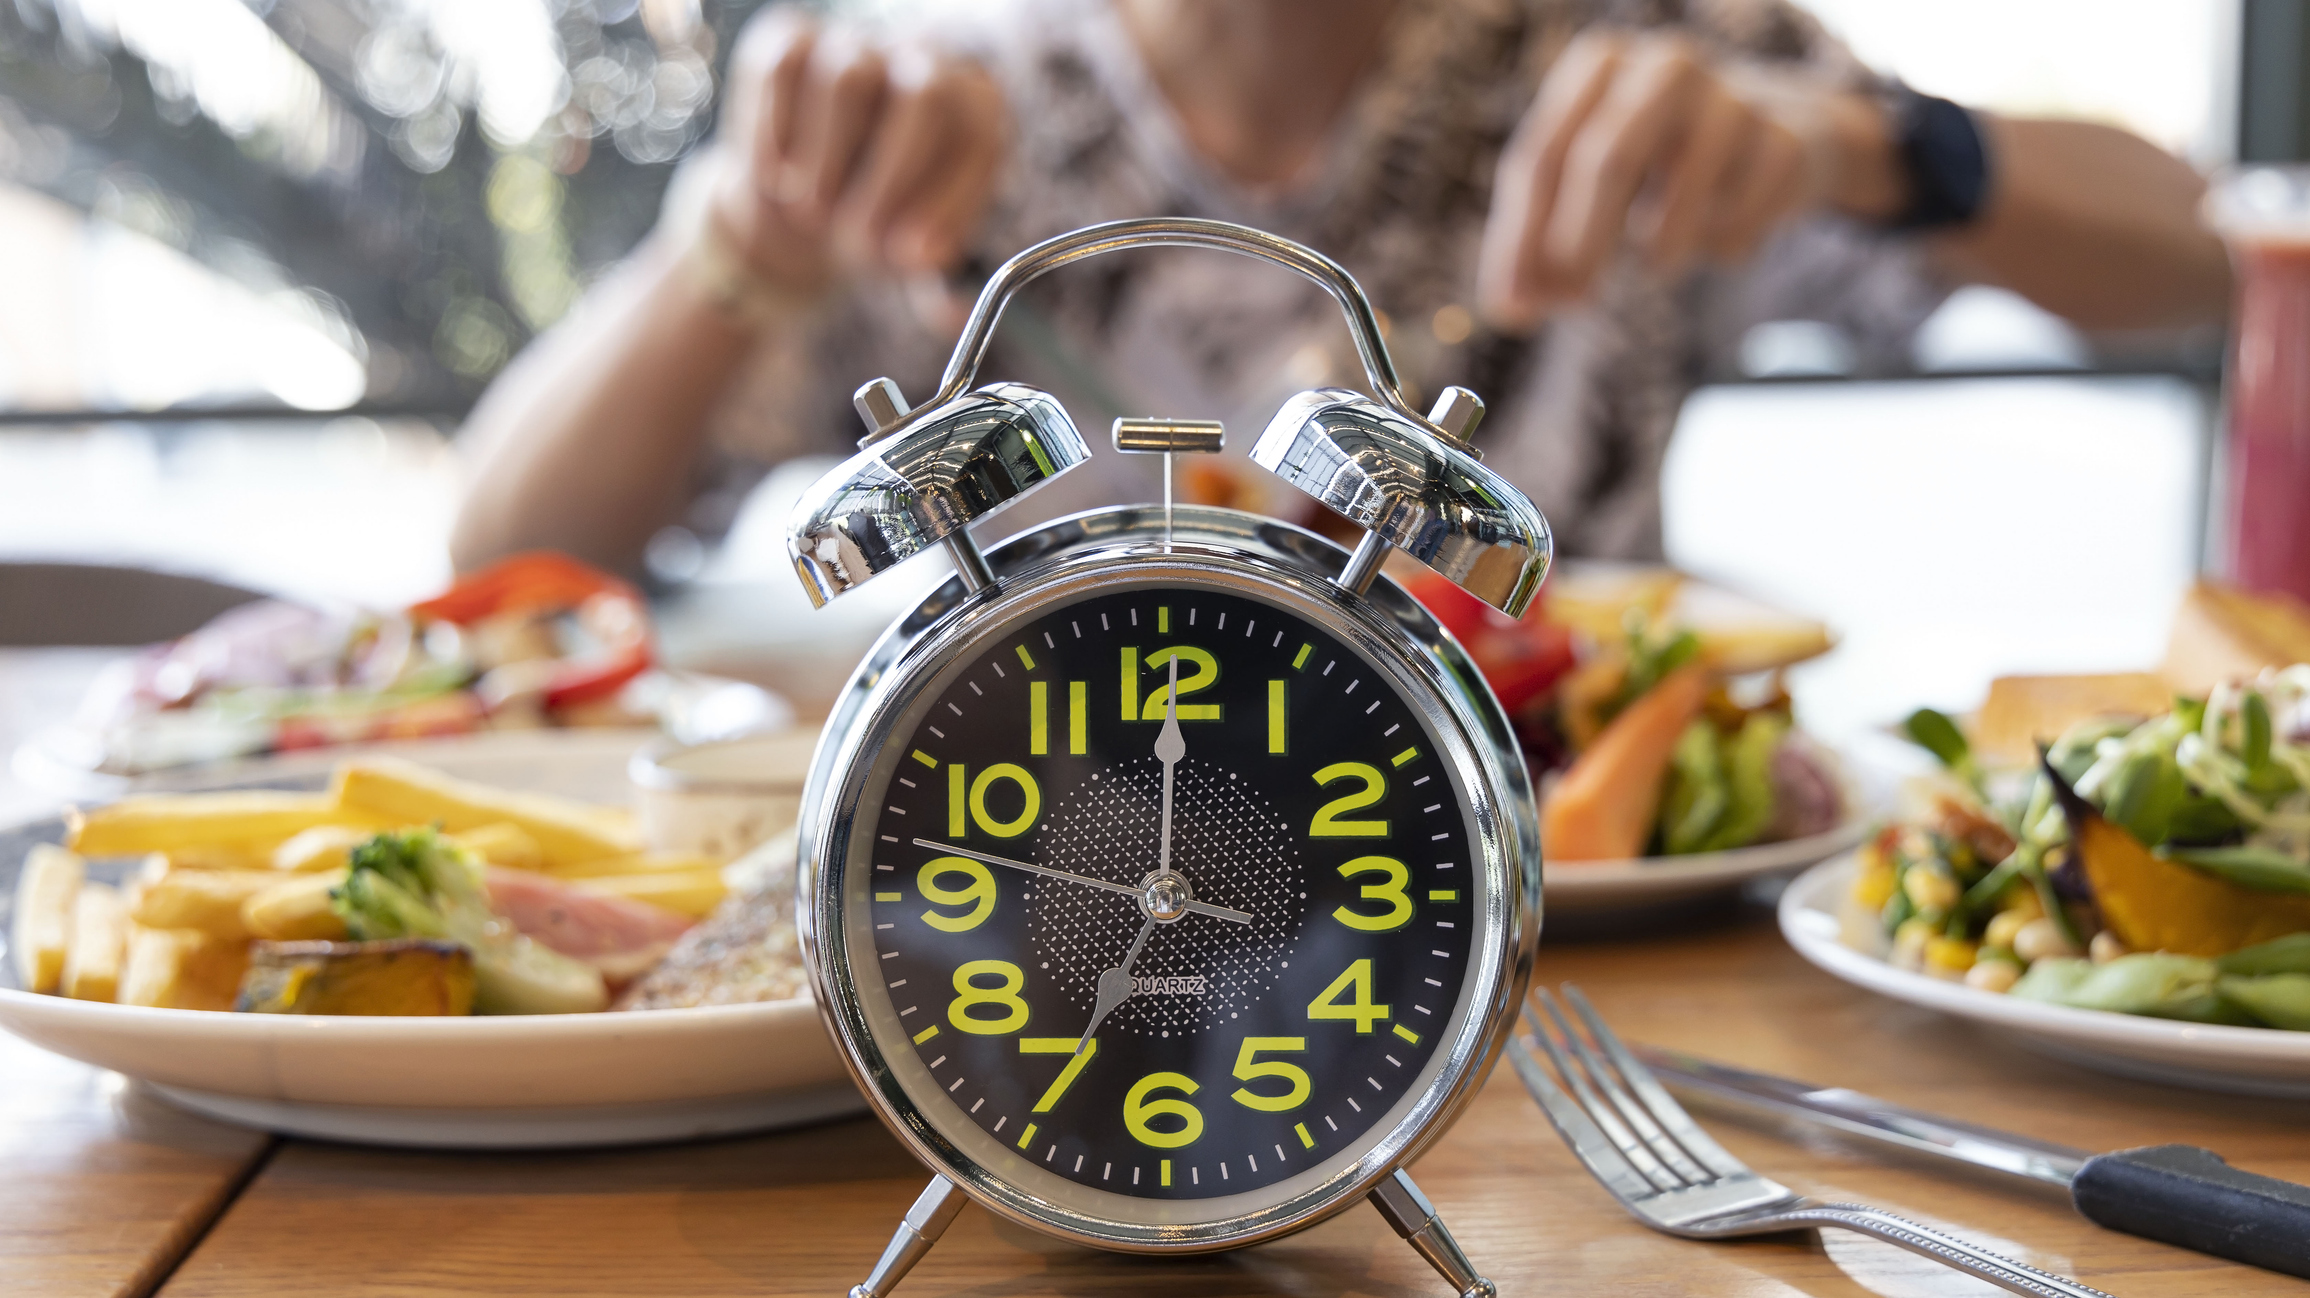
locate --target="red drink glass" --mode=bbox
[2212,168,2310,603]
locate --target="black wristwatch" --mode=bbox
[1880,82,1991,229]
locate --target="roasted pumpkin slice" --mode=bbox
[2046,758,2310,956]
[236,938,476,1016]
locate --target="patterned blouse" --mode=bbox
[697,0,1950,561]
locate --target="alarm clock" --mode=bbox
[787,219,1549,1298]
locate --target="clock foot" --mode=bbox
[848,1174,966,1298]
[1370,1169,1497,1298]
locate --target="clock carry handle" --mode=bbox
[786,217,1552,616]
[911,218,1421,432]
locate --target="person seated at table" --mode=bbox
[450,0,2230,577]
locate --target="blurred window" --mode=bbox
[0,0,766,417]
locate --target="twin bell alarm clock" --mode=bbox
[784,218,1551,1298]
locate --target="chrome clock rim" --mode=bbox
[796,505,1541,1253]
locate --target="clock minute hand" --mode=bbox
[1155,653,1183,872]
[910,839,1251,924]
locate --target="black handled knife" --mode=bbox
[1637,1044,2310,1280]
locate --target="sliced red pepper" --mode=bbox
[1400,568,1576,714]
[413,552,654,710]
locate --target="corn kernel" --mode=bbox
[2013,916,2081,963]
[1999,887,2045,921]
[1852,851,1897,910]
[1890,917,1935,971]
[1902,866,1960,916]
[1924,935,1979,977]
[1965,958,2022,993]
[2089,931,2130,964]
[1983,909,2032,952]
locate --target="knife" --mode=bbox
[1636,1044,2310,1280]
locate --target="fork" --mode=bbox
[1509,986,2116,1298]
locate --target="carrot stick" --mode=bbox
[1542,663,1713,862]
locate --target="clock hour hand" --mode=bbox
[910,840,1252,924]
[1075,914,1156,1055]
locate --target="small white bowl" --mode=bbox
[629,730,819,859]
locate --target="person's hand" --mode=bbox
[1477,30,1899,330]
[705,9,1009,299]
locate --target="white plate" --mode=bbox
[1543,742,1870,915]
[0,732,859,1148]
[1779,853,2310,1098]
[1544,818,1869,914]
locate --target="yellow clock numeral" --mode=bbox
[1267,679,1286,753]
[1120,647,1139,720]
[917,857,996,932]
[945,764,1043,838]
[1307,958,1390,1033]
[1331,856,1413,931]
[1068,681,1088,754]
[949,959,1030,1035]
[1029,681,1049,755]
[1229,1037,1310,1112]
[1020,1037,1098,1111]
[1309,762,1388,837]
[1141,646,1221,720]
[1124,1072,1204,1148]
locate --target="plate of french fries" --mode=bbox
[0,732,858,1149]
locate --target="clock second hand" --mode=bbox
[906,840,1252,925]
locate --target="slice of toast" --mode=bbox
[2163,580,2310,695]
[1971,672,2176,766]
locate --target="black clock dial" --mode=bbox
[860,585,1477,1200]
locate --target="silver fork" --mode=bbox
[1509,985,2116,1298]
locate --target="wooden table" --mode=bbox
[0,1030,271,1298]
[133,914,2308,1297]
[0,648,278,1298]
[2,650,2301,1296]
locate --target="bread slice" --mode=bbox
[1972,673,2176,766]
[2163,580,2310,695]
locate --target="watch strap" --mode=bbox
[1881,82,1991,230]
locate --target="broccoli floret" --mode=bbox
[333,829,604,1014]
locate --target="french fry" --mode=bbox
[11,844,82,993]
[449,822,544,872]
[67,791,374,859]
[548,849,723,880]
[118,925,250,1011]
[271,824,374,873]
[572,868,728,918]
[118,853,167,913]
[128,868,283,941]
[244,872,350,942]
[331,758,638,868]
[62,884,126,1002]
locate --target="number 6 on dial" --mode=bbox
[1125,1072,1204,1148]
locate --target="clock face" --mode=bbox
[848,582,1482,1203]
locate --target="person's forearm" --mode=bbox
[1932,115,2232,330]
[449,241,763,574]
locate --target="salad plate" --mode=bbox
[1780,853,2310,1098]
[1545,814,1869,913]
[0,732,859,1149]
[1543,738,1870,914]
